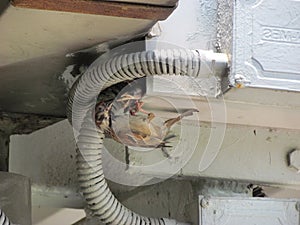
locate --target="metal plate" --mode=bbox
[231,0,300,91]
[0,172,31,225]
[199,196,300,225]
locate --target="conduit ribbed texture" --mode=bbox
[0,210,11,225]
[68,49,203,225]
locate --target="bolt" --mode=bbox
[288,149,300,173]
[200,197,210,208]
[234,74,251,88]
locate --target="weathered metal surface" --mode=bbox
[33,207,85,225]
[126,123,300,188]
[0,4,155,66]
[145,0,300,131]
[0,172,31,225]
[10,120,77,189]
[0,112,62,170]
[146,0,218,50]
[8,119,300,222]
[216,0,233,54]
[230,0,300,91]
[0,54,72,116]
[9,120,300,190]
[2,1,300,222]
[11,0,177,20]
[141,93,300,130]
[0,2,155,116]
[0,38,146,116]
[0,111,63,171]
[199,196,300,225]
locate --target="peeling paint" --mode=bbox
[59,65,79,91]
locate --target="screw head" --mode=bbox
[201,198,210,208]
[234,74,251,88]
[288,149,300,173]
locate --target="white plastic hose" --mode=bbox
[68,48,227,225]
[0,209,11,225]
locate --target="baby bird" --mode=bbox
[94,80,146,131]
[117,89,148,116]
[111,109,198,149]
[95,101,112,132]
[115,80,147,116]
[95,100,198,157]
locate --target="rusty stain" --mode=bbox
[11,0,177,20]
[236,83,245,89]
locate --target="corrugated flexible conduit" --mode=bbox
[0,209,11,225]
[67,48,228,225]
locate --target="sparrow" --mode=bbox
[95,102,198,157]
[95,78,147,117]
[114,78,147,116]
[116,87,148,116]
[95,101,112,132]
[111,110,199,148]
